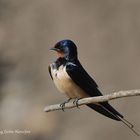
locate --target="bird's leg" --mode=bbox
[60,98,72,111]
[73,98,81,109]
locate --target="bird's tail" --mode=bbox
[87,102,139,136]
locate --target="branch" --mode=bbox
[44,89,140,112]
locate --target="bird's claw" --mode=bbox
[60,98,72,111]
[60,103,65,111]
[73,98,81,109]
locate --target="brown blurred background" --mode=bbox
[0,0,140,140]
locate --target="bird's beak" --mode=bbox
[49,47,60,52]
[50,47,64,58]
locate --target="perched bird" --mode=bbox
[48,39,139,135]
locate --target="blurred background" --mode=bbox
[0,0,140,140]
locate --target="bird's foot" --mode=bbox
[60,98,72,111]
[73,98,81,109]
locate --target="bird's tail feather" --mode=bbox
[87,103,121,121]
[118,117,139,136]
[87,103,139,136]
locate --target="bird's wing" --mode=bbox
[48,65,53,80]
[66,61,102,97]
[66,61,124,120]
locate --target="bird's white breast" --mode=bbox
[50,64,88,99]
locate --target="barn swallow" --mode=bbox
[48,39,139,135]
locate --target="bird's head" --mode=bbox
[50,40,78,60]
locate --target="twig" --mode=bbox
[44,89,140,112]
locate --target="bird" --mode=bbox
[48,39,139,136]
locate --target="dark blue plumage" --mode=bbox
[49,39,139,135]
[49,39,123,120]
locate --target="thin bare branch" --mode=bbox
[44,89,140,112]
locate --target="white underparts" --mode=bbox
[50,64,88,99]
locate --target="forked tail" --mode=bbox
[87,103,139,136]
[101,104,139,136]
